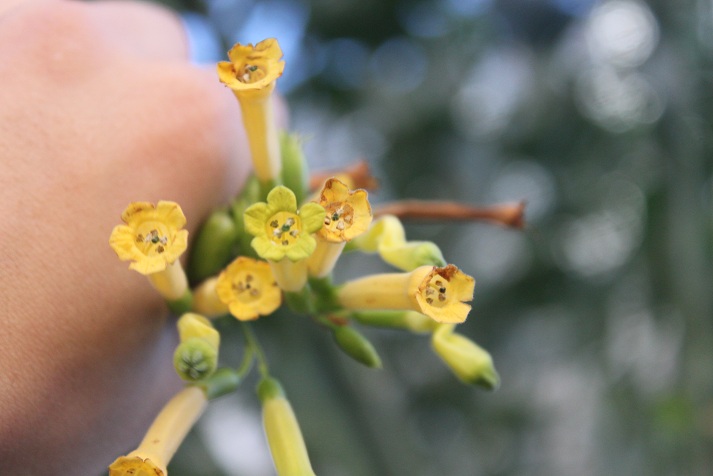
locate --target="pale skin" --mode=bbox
[0,0,273,473]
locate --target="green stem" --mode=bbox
[236,342,255,379]
[241,322,270,378]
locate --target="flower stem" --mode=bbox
[241,322,270,378]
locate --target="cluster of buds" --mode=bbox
[108,38,522,475]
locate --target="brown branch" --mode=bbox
[373,200,527,229]
[309,159,380,191]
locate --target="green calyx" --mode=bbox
[257,376,285,403]
[174,337,218,382]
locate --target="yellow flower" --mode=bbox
[431,324,500,389]
[308,178,372,277]
[109,201,188,275]
[351,215,446,271]
[316,178,372,242]
[337,264,475,324]
[109,201,190,306]
[217,38,285,99]
[244,186,325,262]
[109,386,208,476]
[216,256,282,320]
[217,39,285,183]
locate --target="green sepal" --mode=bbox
[173,337,218,382]
[332,325,382,368]
[167,288,193,315]
[284,287,314,314]
[196,368,242,399]
[257,376,285,403]
[351,310,438,333]
[308,276,341,313]
[279,132,309,204]
[187,208,239,284]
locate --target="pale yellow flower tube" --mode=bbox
[237,89,281,183]
[270,258,308,292]
[108,386,208,476]
[147,261,189,301]
[258,378,316,476]
[193,277,230,317]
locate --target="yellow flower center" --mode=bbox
[322,202,355,234]
[134,223,170,256]
[237,63,267,84]
[266,211,302,247]
[422,276,451,307]
[230,271,264,304]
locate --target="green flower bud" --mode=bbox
[332,325,382,368]
[279,132,309,204]
[198,368,242,400]
[431,324,499,390]
[173,337,218,382]
[187,209,239,284]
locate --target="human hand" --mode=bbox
[0,1,262,473]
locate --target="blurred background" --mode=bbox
[156,0,712,474]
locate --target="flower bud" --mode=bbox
[332,325,382,368]
[280,132,309,204]
[177,313,220,349]
[431,324,499,390]
[173,337,218,382]
[257,378,316,476]
[187,209,239,284]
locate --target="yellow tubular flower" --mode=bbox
[431,324,500,389]
[307,178,372,277]
[337,264,475,324]
[192,277,230,317]
[244,186,325,291]
[350,215,446,271]
[108,386,208,476]
[258,378,316,476]
[217,39,285,183]
[216,256,282,320]
[109,201,189,300]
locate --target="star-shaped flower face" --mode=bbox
[413,265,475,323]
[109,201,188,275]
[316,178,372,243]
[244,186,326,262]
[216,257,282,321]
[217,38,285,97]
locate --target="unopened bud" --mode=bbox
[280,132,309,204]
[173,337,218,382]
[257,377,316,476]
[431,324,499,390]
[187,209,239,284]
[332,325,382,368]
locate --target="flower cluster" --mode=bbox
[107,38,523,476]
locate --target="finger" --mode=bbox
[85,0,189,61]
